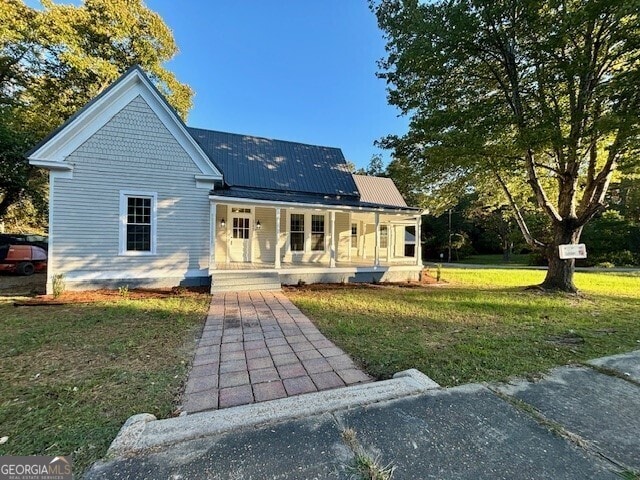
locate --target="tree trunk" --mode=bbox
[540,223,581,293]
[502,239,511,262]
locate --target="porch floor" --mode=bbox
[182,291,372,412]
[214,259,419,271]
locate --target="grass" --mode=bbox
[341,427,395,480]
[286,269,640,386]
[452,253,531,266]
[0,293,209,476]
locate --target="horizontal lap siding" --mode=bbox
[52,95,210,279]
[253,207,276,263]
[335,212,350,261]
[215,204,228,264]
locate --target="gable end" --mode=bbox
[27,66,222,183]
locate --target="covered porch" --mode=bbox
[208,195,423,289]
[209,199,422,268]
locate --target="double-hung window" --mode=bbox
[311,215,325,251]
[289,212,327,253]
[120,191,157,255]
[380,225,388,248]
[290,213,305,252]
[351,223,358,248]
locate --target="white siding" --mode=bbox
[51,95,210,283]
[253,207,276,264]
[214,204,228,264]
[335,212,350,261]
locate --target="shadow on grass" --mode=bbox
[0,295,209,475]
[289,284,640,388]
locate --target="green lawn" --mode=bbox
[452,253,531,265]
[0,293,209,475]
[286,269,640,386]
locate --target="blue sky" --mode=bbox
[26,0,407,169]
[146,1,407,169]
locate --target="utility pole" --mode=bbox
[447,208,452,263]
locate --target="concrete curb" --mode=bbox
[107,369,440,457]
[586,349,640,383]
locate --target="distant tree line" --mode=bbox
[359,155,640,267]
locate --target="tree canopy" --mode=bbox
[0,0,192,229]
[372,0,639,291]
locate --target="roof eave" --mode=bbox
[208,192,421,214]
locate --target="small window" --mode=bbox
[231,207,251,213]
[233,217,250,239]
[120,192,156,255]
[311,214,325,251]
[351,223,358,248]
[127,197,151,251]
[290,213,305,252]
[380,225,388,248]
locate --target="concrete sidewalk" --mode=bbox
[86,350,640,479]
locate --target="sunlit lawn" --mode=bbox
[286,268,640,386]
[0,293,209,476]
[455,253,531,266]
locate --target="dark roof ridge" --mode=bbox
[219,184,359,198]
[187,126,344,154]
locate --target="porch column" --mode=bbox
[330,211,336,268]
[374,212,380,267]
[275,207,281,269]
[415,213,422,266]
[210,202,216,270]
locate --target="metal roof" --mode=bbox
[210,187,419,212]
[351,174,408,208]
[188,127,360,197]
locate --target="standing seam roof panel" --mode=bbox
[187,127,360,197]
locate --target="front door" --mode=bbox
[229,214,251,262]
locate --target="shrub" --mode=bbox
[595,261,615,269]
[118,285,130,299]
[52,274,65,298]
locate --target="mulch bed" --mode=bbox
[283,276,446,293]
[13,286,209,306]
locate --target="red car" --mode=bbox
[0,244,47,276]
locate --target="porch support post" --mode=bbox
[330,211,336,268]
[225,205,230,266]
[275,207,281,269]
[210,202,216,270]
[415,213,422,266]
[374,212,380,267]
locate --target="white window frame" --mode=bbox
[380,224,389,249]
[310,214,326,252]
[287,210,328,254]
[289,212,306,253]
[350,222,358,249]
[119,190,158,256]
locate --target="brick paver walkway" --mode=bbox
[182,291,372,413]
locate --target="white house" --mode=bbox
[27,66,423,293]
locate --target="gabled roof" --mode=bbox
[27,65,222,180]
[188,127,360,198]
[352,174,408,208]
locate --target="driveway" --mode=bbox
[0,272,46,296]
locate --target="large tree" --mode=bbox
[0,0,192,226]
[371,0,639,292]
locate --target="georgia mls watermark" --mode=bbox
[0,456,72,480]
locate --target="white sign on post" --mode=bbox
[558,243,587,259]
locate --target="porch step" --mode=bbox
[211,271,281,293]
